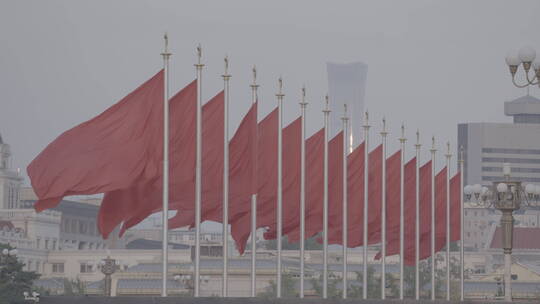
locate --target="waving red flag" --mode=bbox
[450,173,461,242]
[263,118,301,240]
[28,70,164,212]
[434,167,448,256]
[226,103,259,254]
[328,142,365,247]
[402,157,417,265]
[285,129,324,243]
[97,80,197,237]
[374,150,402,260]
[418,161,432,260]
[368,144,383,244]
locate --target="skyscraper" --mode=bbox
[327,62,368,149]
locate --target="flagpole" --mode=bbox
[250,66,259,297]
[276,77,284,298]
[362,111,370,300]
[299,86,307,298]
[415,130,421,300]
[222,56,231,297]
[445,142,452,301]
[381,118,388,300]
[160,33,171,298]
[322,95,330,299]
[430,136,437,300]
[341,104,349,299]
[194,45,204,298]
[399,124,406,300]
[459,146,464,301]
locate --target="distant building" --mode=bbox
[327,62,368,147]
[458,95,540,186]
[0,133,23,209]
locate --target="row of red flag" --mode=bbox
[28,70,460,264]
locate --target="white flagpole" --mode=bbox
[222,56,231,297]
[341,104,349,299]
[445,142,452,301]
[399,124,406,300]
[381,118,388,300]
[276,77,284,298]
[160,33,171,298]
[430,136,437,300]
[459,146,464,301]
[250,66,259,297]
[362,111,370,300]
[299,86,307,298]
[194,45,204,298]
[414,130,421,300]
[322,95,330,299]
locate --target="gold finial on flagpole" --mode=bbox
[344,103,348,117]
[300,85,307,106]
[278,76,283,95]
[401,123,405,139]
[382,117,387,134]
[324,95,330,112]
[164,33,169,52]
[459,145,464,163]
[196,44,202,64]
[431,136,436,152]
[447,141,451,155]
[224,55,229,75]
[364,111,369,126]
[161,33,171,57]
[252,65,257,85]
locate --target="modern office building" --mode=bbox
[458,95,540,186]
[458,94,540,250]
[327,62,368,147]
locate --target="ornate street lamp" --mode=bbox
[100,256,116,296]
[464,164,540,301]
[505,46,540,88]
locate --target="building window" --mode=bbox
[71,220,77,234]
[80,263,93,273]
[52,263,64,273]
[52,240,57,250]
[36,238,41,249]
[44,239,49,250]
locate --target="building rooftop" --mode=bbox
[490,227,540,250]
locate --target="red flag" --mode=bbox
[28,70,164,212]
[434,167,448,257]
[403,158,417,265]
[344,142,366,247]
[226,103,260,254]
[418,164,449,261]
[291,132,343,245]
[374,150,402,260]
[368,144,383,244]
[285,129,324,243]
[328,142,365,247]
[263,118,301,240]
[418,161,432,260]
[166,91,226,228]
[450,173,461,242]
[97,80,197,238]
[326,132,344,245]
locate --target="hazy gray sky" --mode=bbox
[2,0,540,185]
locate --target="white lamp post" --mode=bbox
[505,46,540,88]
[464,165,540,301]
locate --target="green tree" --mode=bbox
[310,275,341,299]
[0,243,40,304]
[63,278,86,295]
[347,266,398,299]
[258,272,297,298]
